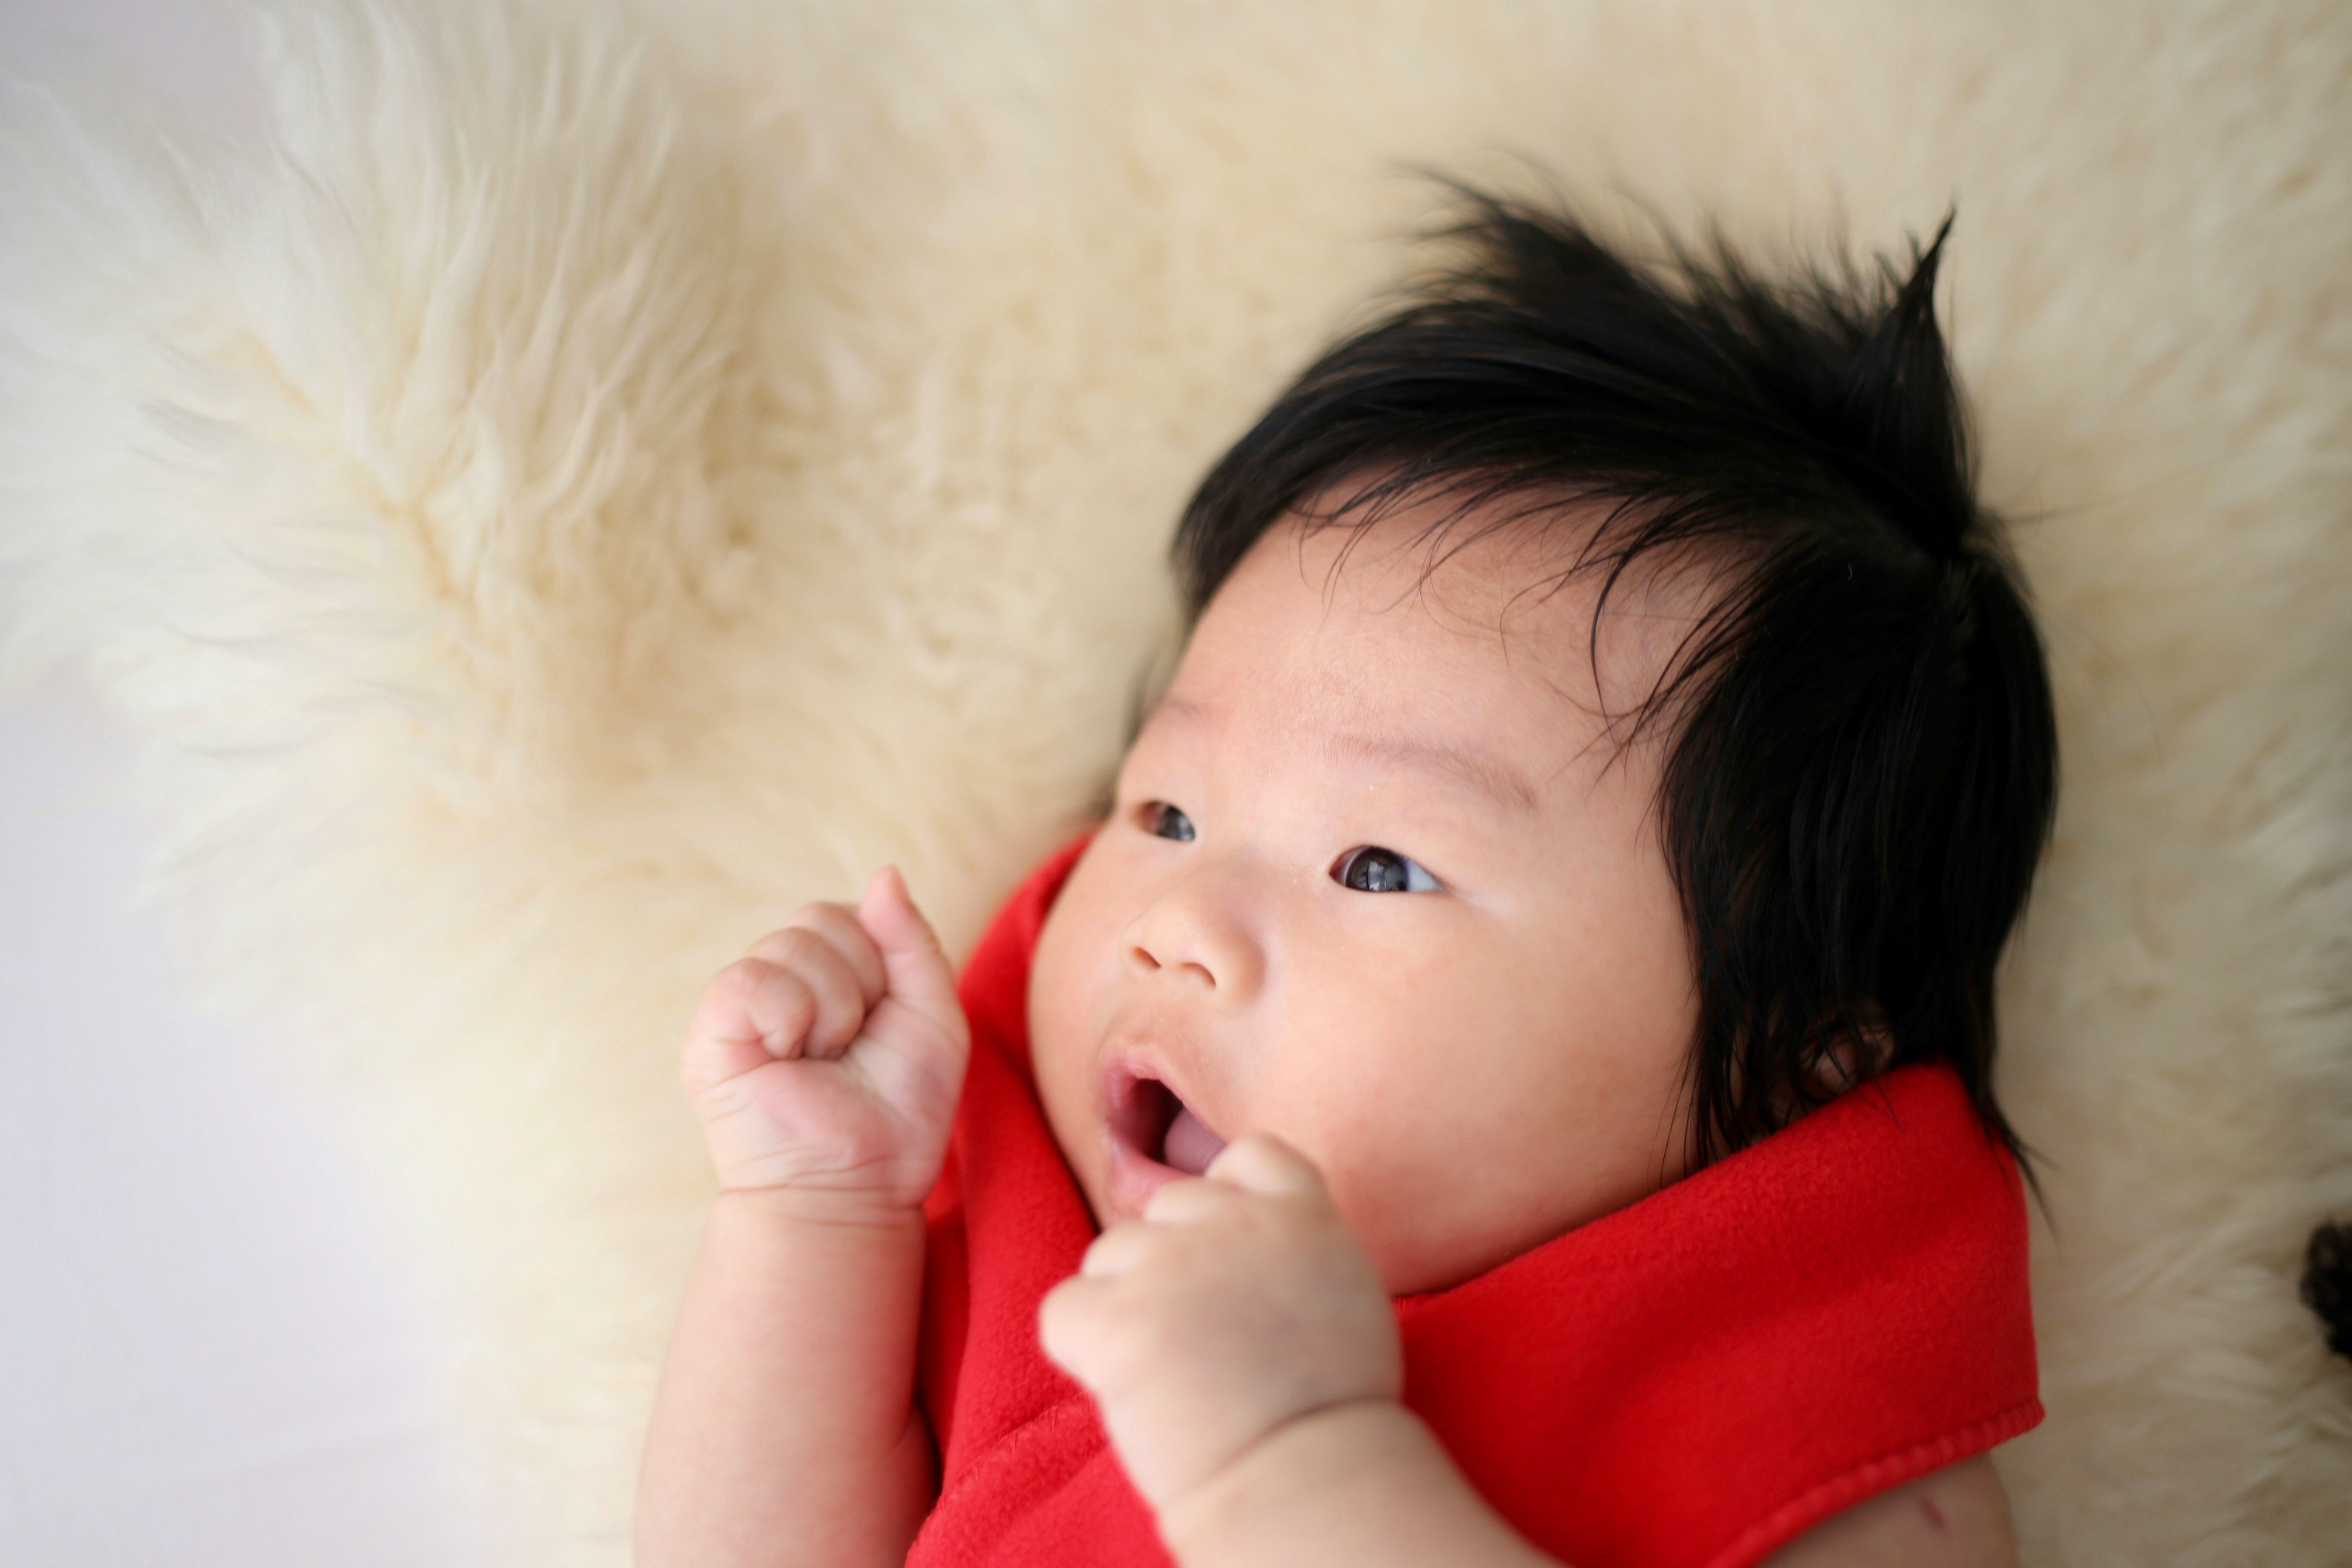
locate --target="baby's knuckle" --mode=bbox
[773,925,835,968]
[712,957,777,1005]
[743,924,815,977]
[1216,1193,1288,1242]
[778,972,822,1015]
[784,905,864,965]
[1039,1286,1105,1366]
[794,902,865,948]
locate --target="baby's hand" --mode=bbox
[679,867,968,1209]
[1038,1136,1401,1517]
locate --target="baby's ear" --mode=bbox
[1810,1020,1893,1099]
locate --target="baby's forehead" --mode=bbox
[1150,510,1709,802]
[1231,506,1710,705]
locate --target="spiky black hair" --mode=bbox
[1173,191,2058,1174]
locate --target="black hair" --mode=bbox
[1171,190,2058,1176]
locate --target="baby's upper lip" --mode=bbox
[1103,1050,1220,1161]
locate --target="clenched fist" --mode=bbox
[1039,1134,1402,1516]
[680,867,968,1209]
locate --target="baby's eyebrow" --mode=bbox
[1323,732,1540,814]
[1142,692,1540,813]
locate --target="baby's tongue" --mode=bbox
[1162,1104,1227,1176]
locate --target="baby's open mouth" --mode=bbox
[1109,1070,1228,1179]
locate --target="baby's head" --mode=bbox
[1027,195,2057,1293]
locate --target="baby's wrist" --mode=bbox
[1155,1397,1418,1560]
[1157,1398,1547,1568]
[712,1181,931,1236]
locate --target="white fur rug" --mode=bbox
[4,0,2348,1561]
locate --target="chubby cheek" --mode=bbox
[1248,939,1514,1291]
[1262,928,1694,1296]
[1024,851,1127,1215]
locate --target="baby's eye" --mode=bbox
[1332,846,1439,894]
[1146,802,1196,842]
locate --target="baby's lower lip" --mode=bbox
[1103,1066,1226,1216]
[1107,1130,1184,1218]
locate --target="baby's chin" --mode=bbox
[1064,1111,1561,1295]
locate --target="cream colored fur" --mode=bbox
[3,0,2347,1560]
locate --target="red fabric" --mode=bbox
[912,840,2041,1568]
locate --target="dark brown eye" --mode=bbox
[1332,845,1438,893]
[1148,803,1196,842]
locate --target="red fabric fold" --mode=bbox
[913,839,2040,1568]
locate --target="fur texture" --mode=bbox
[3,0,2347,1560]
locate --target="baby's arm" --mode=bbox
[637,870,968,1568]
[1040,1136,2018,1568]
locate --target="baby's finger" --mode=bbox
[686,957,815,1066]
[1037,1274,1119,1393]
[1205,1133,1326,1198]
[737,928,867,1059]
[1078,1219,1162,1280]
[858,867,964,1048]
[1139,1176,1237,1227]
[774,901,888,1011]
[681,959,802,1097]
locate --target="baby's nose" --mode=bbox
[1123,927,1216,987]
[1124,934,1212,985]
[1120,878,1261,1001]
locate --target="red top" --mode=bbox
[913,840,2040,1568]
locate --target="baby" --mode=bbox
[637,195,2056,1568]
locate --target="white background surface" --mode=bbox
[1,4,495,1564]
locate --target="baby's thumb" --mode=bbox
[860,867,964,1040]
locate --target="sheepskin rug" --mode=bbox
[4,0,2347,1561]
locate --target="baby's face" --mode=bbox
[1028,499,1701,1294]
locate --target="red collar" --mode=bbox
[914,839,2038,1568]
